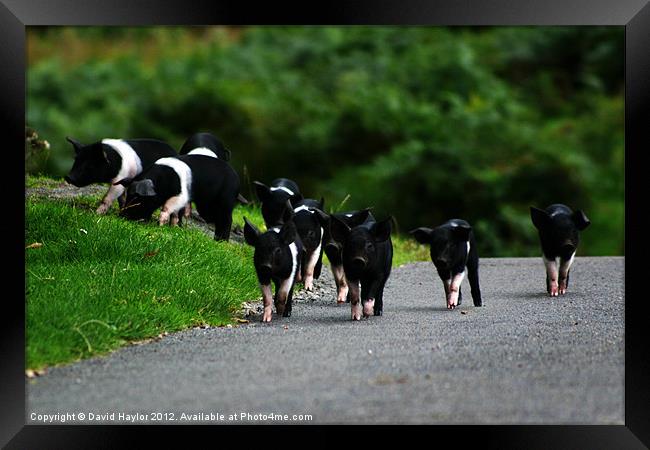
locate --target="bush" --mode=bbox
[27,26,624,256]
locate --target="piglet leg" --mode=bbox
[303,248,321,291]
[558,252,575,295]
[260,284,274,323]
[544,257,559,297]
[447,271,466,309]
[276,276,296,318]
[348,280,362,321]
[159,195,184,226]
[332,264,349,304]
[97,183,125,215]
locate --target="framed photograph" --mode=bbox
[5,0,647,447]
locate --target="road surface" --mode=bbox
[27,257,624,424]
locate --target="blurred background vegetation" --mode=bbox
[27,26,624,256]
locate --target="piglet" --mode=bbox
[329,214,393,320]
[254,178,303,227]
[118,154,240,241]
[530,204,590,296]
[64,137,177,214]
[313,208,373,304]
[177,132,246,220]
[179,132,231,160]
[244,217,302,322]
[292,198,326,291]
[410,219,482,310]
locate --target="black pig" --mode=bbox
[177,133,246,220]
[179,132,231,160]
[118,154,240,241]
[313,208,373,304]
[65,137,177,214]
[530,204,590,296]
[244,217,302,322]
[410,219,482,310]
[292,198,326,291]
[254,178,303,227]
[329,214,393,320]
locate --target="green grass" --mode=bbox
[391,235,430,267]
[25,175,65,189]
[25,176,429,370]
[26,197,259,370]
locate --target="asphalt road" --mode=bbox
[27,257,624,425]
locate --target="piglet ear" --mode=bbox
[372,217,392,242]
[530,206,550,230]
[134,179,156,197]
[66,136,83,154]
[348,207,373,227]
[330,215,351,243]
[254,181,270,203]
[313,208,330,228]
[410,227,434,245]
[451,223,471,241]
[572,209,591,231]
[281,199,295,224]
[243,217,260,247]
[279,219,297,246]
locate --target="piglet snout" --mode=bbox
[351,257,368,270]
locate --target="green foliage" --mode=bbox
[27,26,624,256]
[26,197,259,369]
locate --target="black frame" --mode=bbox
[4,0,648,447]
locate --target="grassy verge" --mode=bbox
[26,197,259,370]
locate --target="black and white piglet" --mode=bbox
[313,208,374,304]
[410,219,482,310]
[177,133,246,220]
[64,137,177,214]
[329,214,393,320]
[292,198,325,291]
[254,178,303,227]
[244,217,303,322]
[118,154,240,241]
[179,132,231,161]
[530,204,590,296]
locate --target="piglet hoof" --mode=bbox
[374,309,383,317]
[159,210,171,226]
[558,281,568,295]
[351,304,362,321]
[96,203,109,215]
[170,214,180,227]
[363,299,375,318]
[447,293,458,309]
[549,284,559,297]
[336,288,348,304]
[304,280,314,291]
[261,307,273,323]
